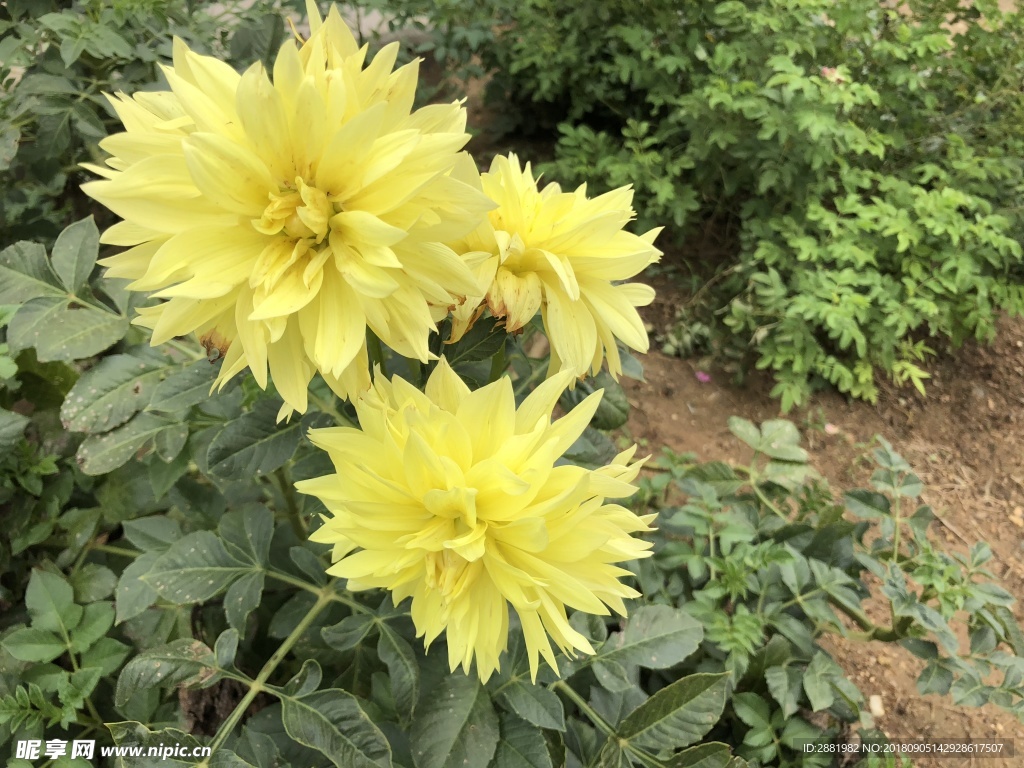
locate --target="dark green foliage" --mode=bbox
[0,0,287,245]
[454,0,1024,408]
[634,419,1024,765]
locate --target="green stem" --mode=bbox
[167,338,205,361]
[552,681,664,765]
[551,681,615,738]
[274,466,306,540]
[309,391,356,428]
[265,569,372,614]
[890,493,903,563]
[206,587,334,755]
[92,543,142,558]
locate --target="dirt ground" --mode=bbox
[627,278,1024,766]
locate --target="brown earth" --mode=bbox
[626,279,1024,767]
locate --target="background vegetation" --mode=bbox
[2,1,1023,767]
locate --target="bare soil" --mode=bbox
[627,279,1024,766]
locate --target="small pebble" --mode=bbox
[869,695,885,718]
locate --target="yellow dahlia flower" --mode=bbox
[81,1,493,417]
[448,153,662,380]
[297,360,654,681]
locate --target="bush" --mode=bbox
[474,0,1024,409]
[0,0,287,243]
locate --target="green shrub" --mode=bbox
[637,419,1024,765]
[0,0,287,243]
[472,0,1024,409]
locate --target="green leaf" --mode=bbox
[757,420,807,462]
[562,425,619,468]
[69,563,117,603]
[617,673,728,750]
[445,317,506,368]
[215,629,240,669]
[411,674,499,768]
[149,360,217,412]
[843,489,890,519]
[206,399,301,479]
[8,296,128,362]
[76,413,170,475]
[764,666,802,719]
[664,743,736,768]
[122,515,183,552]
[0,408,30,449]
[219,505,274,566]
[491,713,552,768]
[597,605,703,669]
[290,546,329,586]
[0,124,18,172]
[51,216,99,293]
[727,417,761,450]
[26,570,82,633]
[69,601,114,653]
[917,659,954,696]
[108,722,210,767]
[322,614,376,652]
[378,623,418,721]
[80,636,131,676]
[114,640,216,707]
[143,531,251,604]
[61,354,166,433]
[224,571,265,632]
[0,241,64,303]
[283,659,323,697]
[150,447,191,499]
[495,680,565,731]
[802,653,837,712]
[561,371,629,430]
[731,692,771,729]
[1,627,65,662]
[281,689,392,768]
[154,423,188,461]
[115,553,161,623]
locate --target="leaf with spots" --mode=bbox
[7,296,128,362]
[25,569,82,634]
[224,571,265,632]
[491,713,552,768]
[206,399,302,479]
[114,639,217,707]
[377,623,419,721]
[595,605,703,671]
[0,408,29,450]
[51,215,99,294]
[76,413,173,475]
[411,674,499,768]
[281,689,393,768]
[218,504,274,567]
[60,354,166,434]
[142,531,252,605]
[0,241,65,303]
[115,552,161,624]
[616,672,729,751]
[149,360,218,413]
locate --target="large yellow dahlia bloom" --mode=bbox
[82,2,493,417]
[449,153,662,380]
[297,361,654,681]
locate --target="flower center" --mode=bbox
[254,176,335,243]
[248,177,338,298]
[423,550,478,602]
